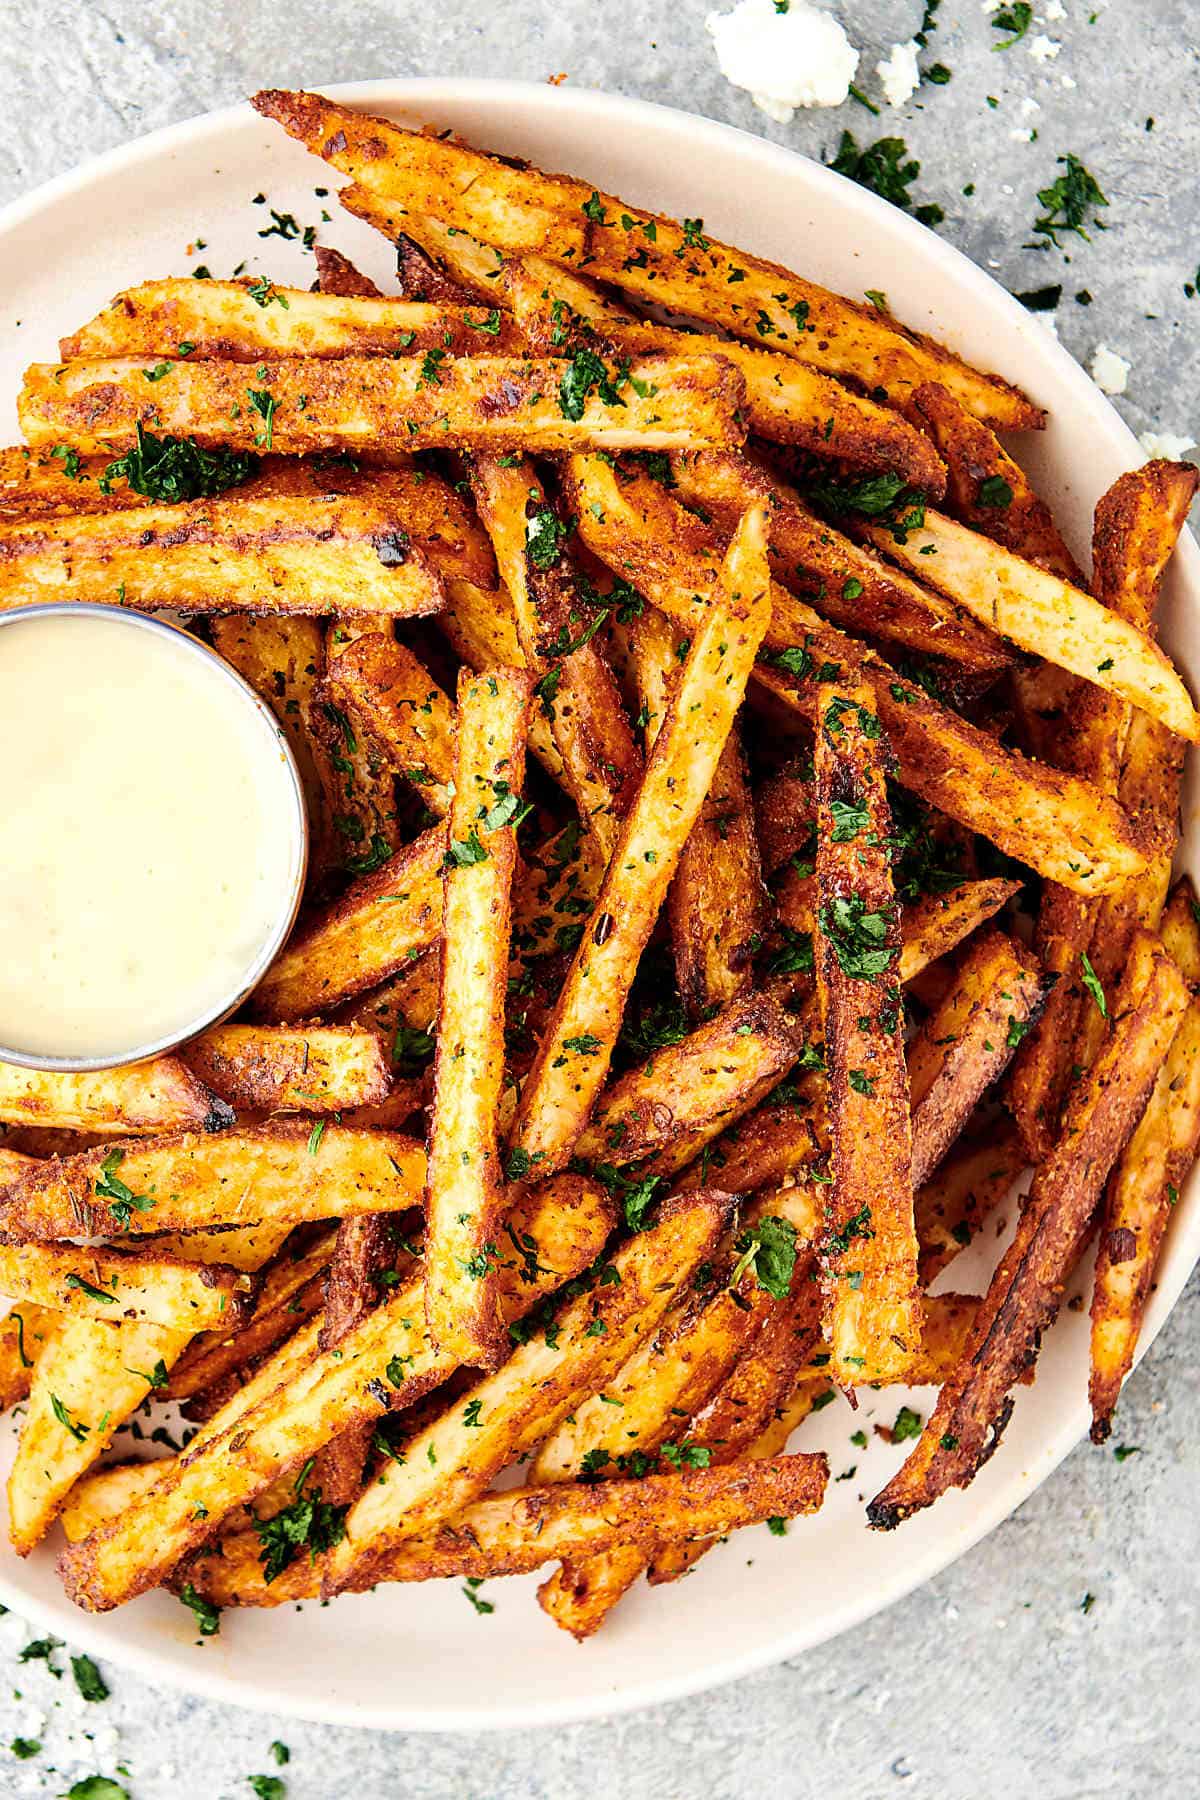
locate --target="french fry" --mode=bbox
[251,89,1040,428]
[0,444,126,519]
[59,1175,614,1611]
[797,1291,979,1387]
[0,1056,230,1136]
[0,1303,54,1414]
[438,571,571,789]
[252,824,444,1019]
[61,1460,169,1543]
[566,455,1152,894]
[326,633,456,815]
[469,454,642,861]
[324,1189,731,1594]
[179,1455,828,1606]
[896,881,1022,982]
[62,279,529,360]
[755,761,816,877]
[863,508,1199,742]
[185,1024,390,1112]
[20,352,746,457]
[504,254,945,488]
[508,506,773,1173]
[209,614,339,877]
[870,930,1188,1528]
[0,483,445,620]
[8,1218,281,1553]
[813,675,920,1384]
[573,985,809,1172]
[394,229,491,302]
[313,244,383,298]
[1089,884,1200,1440]
[311,636,402,874]
[915,1120,1026,1286]
[166,1229,338,1402]
[425,668,530,1366]
[907,382,1084,584]
[0,1122,426,1240]
[0,1241,256,1331]
[668,450,1007,674]
[308,1214,408,1504]
[907,930,1045,1187]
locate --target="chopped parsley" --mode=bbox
[991,3,1032,48]
[253,1467,348,1583]
[977,475,1014,510]
[819,895,899,981]
[178,1582,221,1635]
[1080,952,1108,1018]
[100,425,257,502]
[70,1653,109,1703]
[729,1215,798,1300]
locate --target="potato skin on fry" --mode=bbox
[186,1024,390,1112]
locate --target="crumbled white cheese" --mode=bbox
[1060,72,1078,88]
[706,0,859,122]
[1043,0,1067,18]
[1009,127,1035,142]
[1020,95,1041,116]
[1029,33,1062,59]
[1139,430,1196,461]
[1090,345,1131,394]
[876,39,920,108]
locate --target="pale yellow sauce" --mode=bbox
[0,611,301,1060]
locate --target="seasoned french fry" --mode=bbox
[425,668,530,1367]
[311,635,402,873]
[897,881,1022,982]
[0,444,125,519]
[324,1190,731,1594]
[61,1460,169,1543]
[394,229,490,302]
[326,633,456,814]
[755,762,816,877]
[0,1056,230,1136]
[309,1214,408,1504]
[797,1291,979,1387]
[8,1220,281,1553]
[0,484,445,620]
[669,450,1006,674]
[20,352,746,457]
[814,675,919,1384]
[566,455,1152,895]
[504,254,945,488]
[179,1455,828,1605]
[252,824,445,1019]
[0,1303,54,1414]
[185,1024,390,1112]
[907,930,1045,1187]
[508,506,772,1173]
[59,1175,615,1611]
[252,89,1040,428]
[0,1122,426,1239]
[870,930,1188,1527]
[469,454,642,861]
[62,279,529,360]
[1089,884,1200,1440]
[573,985,809,1172]
[166,1229,338,1402]
[0,1241,255,1330]
[314,245,383,298]
[864,508,1199,742]
[915,1121,1026,1286]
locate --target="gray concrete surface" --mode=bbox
[0,1,1197,1794]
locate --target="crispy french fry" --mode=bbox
[469,454,642,860]
[504,254,945,488]
[0,1241,256,1330]
[508,506,773,1172]
[8,1220,280,1553]
[0,1303,54,1413]
[394,229,490,302]
[179,1455,828,1606]
[907,930,1045,1187]
[314,245,383,298]
[669,450,1006,674]
[312,636,402,873]
[814,675,919,1384]
[798,1290,979,1387]
[0,483,445,620]
[326,633,456,814]
[566,455,1152,895]
[61,1460,169,1543]
[425,668,530,1367]
[897,881,1021,982]
[185,1024,390,1112]
[62,279,529,360]
[755,762,816,877]
[0,1056,230,1136]
[20,352,746,457]
[166,1229,338,1402]
[870,930,1188,1528]
[252,89,1039,429]
[0,444,124,519]
[573,985,809,1172]
[915,1120,1026,1286]
[1089,884,1200,1440]
[325,1189,731,1594]
[0,1122,426,1239]
[253,824,444,1019]
[59,1175,614,1611]
[864,508,1199,742]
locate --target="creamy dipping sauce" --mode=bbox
[0,608,304,1064]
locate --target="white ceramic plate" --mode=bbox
[0,79,1196,1734]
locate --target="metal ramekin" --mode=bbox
[0,602,309,1073]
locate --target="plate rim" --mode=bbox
[0,73,1195,1734]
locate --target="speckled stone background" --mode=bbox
[0,2,1197,1795]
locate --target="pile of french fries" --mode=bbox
[0,89,1196,1640]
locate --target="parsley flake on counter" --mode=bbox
[830,133,944,228]
[1033,155,1109,249]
